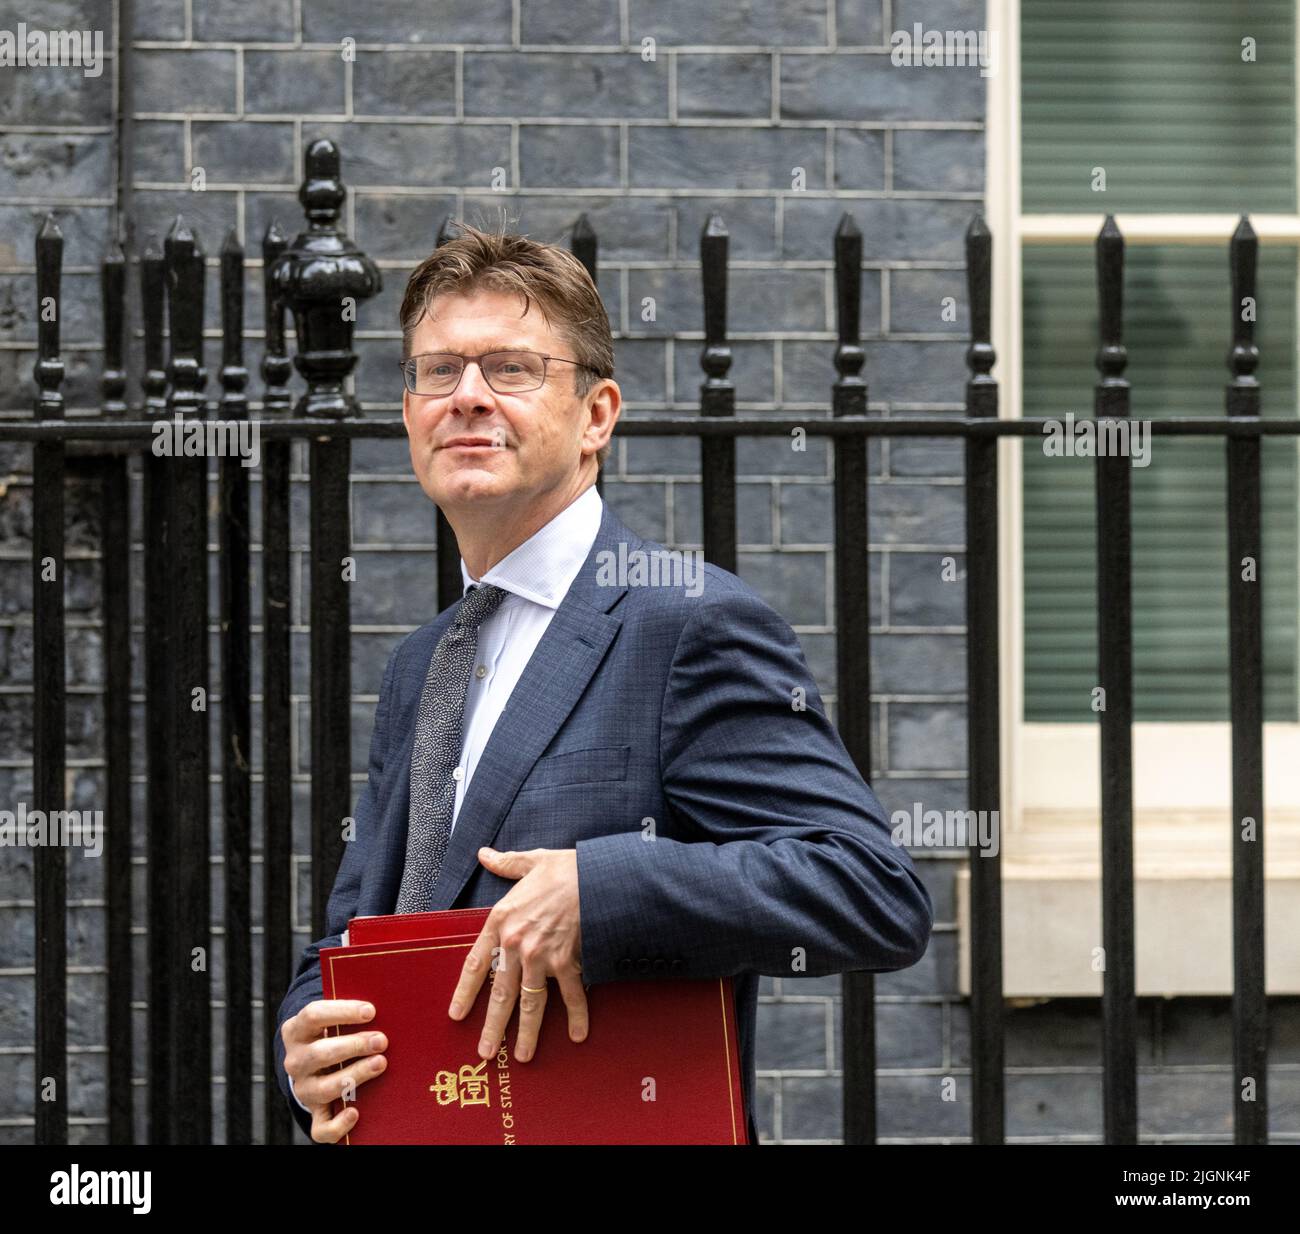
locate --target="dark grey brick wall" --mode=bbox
[3,0,1293,1147]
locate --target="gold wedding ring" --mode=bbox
[521,983,546,993]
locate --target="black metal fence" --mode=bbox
[3,137,1288,1145]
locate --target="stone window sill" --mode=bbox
[956,812,1300,996]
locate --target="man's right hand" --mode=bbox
[281,1000,388,1143]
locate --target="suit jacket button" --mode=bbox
[670,959,685,973]
[617,958,633,974]
[652,958,668,974]
[636,957,651,974]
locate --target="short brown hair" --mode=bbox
[400,221,615,471]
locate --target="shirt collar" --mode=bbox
[459,484,603,611]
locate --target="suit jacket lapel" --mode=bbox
[428,501,641,909]
[367,500,643,915]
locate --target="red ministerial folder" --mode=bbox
[344,907,488,947]
[320,909,748,1144]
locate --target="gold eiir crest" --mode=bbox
[430,1059,491,1108]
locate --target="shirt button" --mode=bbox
[452,767,464,780]
[475,665,486,679]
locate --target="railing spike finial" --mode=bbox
[965,213,995,385]
[1095,214,1127,386]
[261,221,292,413]
[166,213,195,246]
[300,137,346,228]
[220,227,248,418]
[1228,213,1259,387]
[833,212,866,411]
[34,214,65,421]
[164,215,207,415]
[700,213,731,386]
[140,233,168,417]
[36,212,63,248]
[101,239,127,416]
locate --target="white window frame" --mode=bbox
[958,1,1300,997]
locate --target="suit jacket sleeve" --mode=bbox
[575,584,933,984]
[271,638,402,1139]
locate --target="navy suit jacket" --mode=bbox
[273,498,934,1144]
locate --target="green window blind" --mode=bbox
[1022,0,1297,214]
[1021,0,1300,722]
[1022,246,1299,721]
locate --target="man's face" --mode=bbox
[401,287,612,515]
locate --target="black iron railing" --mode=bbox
[2,137,1289,1146]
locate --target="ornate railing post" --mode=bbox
[831,212,876,1146]
[1225,215,1267,1145]
[32,215,67,1146]
[218,227,253,1144]
[138,234,175,1143]
[963,214,1005,1145]
[99,240,134,1145]
[270,139,380,939]
[1093,214,1137,1145]
[259,219,295,1145]
[163,216,212,1143]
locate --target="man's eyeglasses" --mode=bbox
[399,350,601,397]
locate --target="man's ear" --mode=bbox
[583,378,620,454]
[401,384,411,434]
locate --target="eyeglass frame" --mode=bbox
[398,349,605,397]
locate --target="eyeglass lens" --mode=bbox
[407,351,546,394]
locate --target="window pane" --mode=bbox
[1022,0,1296,213]
[1022,245,1299,721]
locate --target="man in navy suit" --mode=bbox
[274,223,933,1145]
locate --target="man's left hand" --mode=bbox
[447,847,588,1064]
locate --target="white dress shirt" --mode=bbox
[448,481,604,837]
[289,483,604,1118]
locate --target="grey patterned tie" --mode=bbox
[396,582,509,913]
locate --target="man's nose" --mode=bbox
[450,359,498,411]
